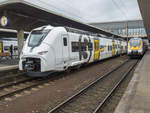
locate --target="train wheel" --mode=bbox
[65,68,71,74]
[76,65,81,71]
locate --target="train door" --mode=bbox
[120,41,122,54]
[62,35,70,68]
[100,39,104,59]
[94,39,100,60]
[103,40,106,58]
[112,40,115,56]
[0,41,2,54]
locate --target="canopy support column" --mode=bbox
[17,29,24,56]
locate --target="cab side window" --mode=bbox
[63,38,67,46]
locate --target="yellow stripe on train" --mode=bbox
[130,46,140,50]
[0,42,2,53]
[100,48,104,52]
[129,40,143,50]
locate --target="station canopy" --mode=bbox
[0,0,121,38]
[138,0,150,40]
[0,28,29,38]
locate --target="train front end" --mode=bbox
[128,38,144,57]
[19,26,55,77]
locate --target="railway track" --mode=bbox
[0,55,127,86]
[0,56,127,101]
[47,59,138,113]
[0,74,57,100]
[99,60,137,113]
[0,56,128,97]
[0,69,28,85]
[0,77,38,100]
[0,69,72,100]
[0,69,20,78]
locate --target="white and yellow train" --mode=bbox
[19,25,127,77]
[0,38,18,57]
[128,37,147,57]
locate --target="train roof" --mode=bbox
[0,38,17,41]
[65,27,116,40]
[30,25,127,41]
[32,25,54,31]
[129,37,142,40]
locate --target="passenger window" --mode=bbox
[4,46,9,51]
[63,38,67,46]
[72,42,79,52]
[14,46,18,50]
[110,46,112,51]
[81,42,87,51]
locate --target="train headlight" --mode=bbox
[38,51,48,55]
[128,50,131,53]
[21,57,26,61]
[138,49,142,53]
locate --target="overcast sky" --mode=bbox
[40,0,142,23]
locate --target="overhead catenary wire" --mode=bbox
[119,0,129,15]
[58,0,82,18]
[111,0,128,20]
[58,0,89,22]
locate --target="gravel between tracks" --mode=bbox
[0,59,19,67]
[47,59,137,113]
[0,56,128,113]
[99,60,137,113]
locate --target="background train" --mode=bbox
[19,25,127,77]
[128,37,148,57]
[0,38,18,58]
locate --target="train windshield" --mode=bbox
[28,29,50,47]
[130,39,141,47]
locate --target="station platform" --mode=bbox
[115,50,150,113]
[0,59,19,71]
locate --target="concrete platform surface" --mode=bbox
[0,65,18,71]
[0,59,18,71]
[114,51,150,113]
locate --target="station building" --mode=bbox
[90,20,147,38]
